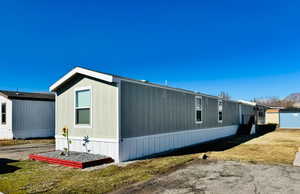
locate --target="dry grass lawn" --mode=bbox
[0,128,299,193]
[208,129,300,164]
[0,139,55,147]
[0,155,194,194]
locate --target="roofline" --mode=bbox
[50,67,117,91]
[8,97,55,101]
[0,90,55,101]
[280,108,300,112]
[50,66,258,105]
[0,92,8,99]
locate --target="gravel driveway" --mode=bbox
[0,143,55,160]
[115,160,300,194]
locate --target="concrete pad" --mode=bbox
[114,160,300,194]
[293,152,300,167]
[0,143,55,160]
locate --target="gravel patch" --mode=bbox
[38,151,109,163]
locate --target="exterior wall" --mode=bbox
[0,96,13,139]
[56,76,118,138]
[12,100,55,139]
[266,112,279,124]
[118,81,257,161]
[240,104,255,124]
[256,106,267,125]
[121,81,241,138]
[55,75,119,161]
[279,112,300,129]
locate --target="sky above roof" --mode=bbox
[0,0,300,100]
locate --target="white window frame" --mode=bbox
[218,100,223,123]
[195,96,203,124]
[74,86,92,128]
[1,103,6,125]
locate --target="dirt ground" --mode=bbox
[0,143,55,160]
[115,160,300,194]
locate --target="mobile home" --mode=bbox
[50,67,262,162]
[279,108,300,129]
[266,109,280,125]
[0,90,55,139]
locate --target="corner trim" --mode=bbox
[55,135,119,143]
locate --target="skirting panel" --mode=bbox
[55,136,120,162]
[119,125,239,161]
[0,129,13,139]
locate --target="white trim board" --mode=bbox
[55,135,119,143]
[50,67,115,91]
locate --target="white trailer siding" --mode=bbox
[12,100,55,139]
[120,125,239,161]
[0,96,13,139]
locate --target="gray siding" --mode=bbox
[240,104,255,124]
[12,100,55,139]
[121,81,247,138]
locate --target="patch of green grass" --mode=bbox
[0,155,194,193]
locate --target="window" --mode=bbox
[195,96,203,123]
[75,89,91,126]
[218,100,223,123]
[258,111,264,117]
[1,103,6,125]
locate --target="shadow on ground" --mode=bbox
[0,158,20,174]
[148,124,277,159]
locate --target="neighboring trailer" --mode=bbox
[0,91,55,139]
[51,67,264,162]
[266,109,280,125]
[279,109,300,129]
[0,95,13,139]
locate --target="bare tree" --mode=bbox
[256,96,295,108]
[219,91,231,100]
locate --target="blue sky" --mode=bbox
[0,0,300,100]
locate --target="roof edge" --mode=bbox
[0,92,8,99]
[50,67,258,105]
[49,67,115,91]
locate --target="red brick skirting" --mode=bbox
[29,154,114,169]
